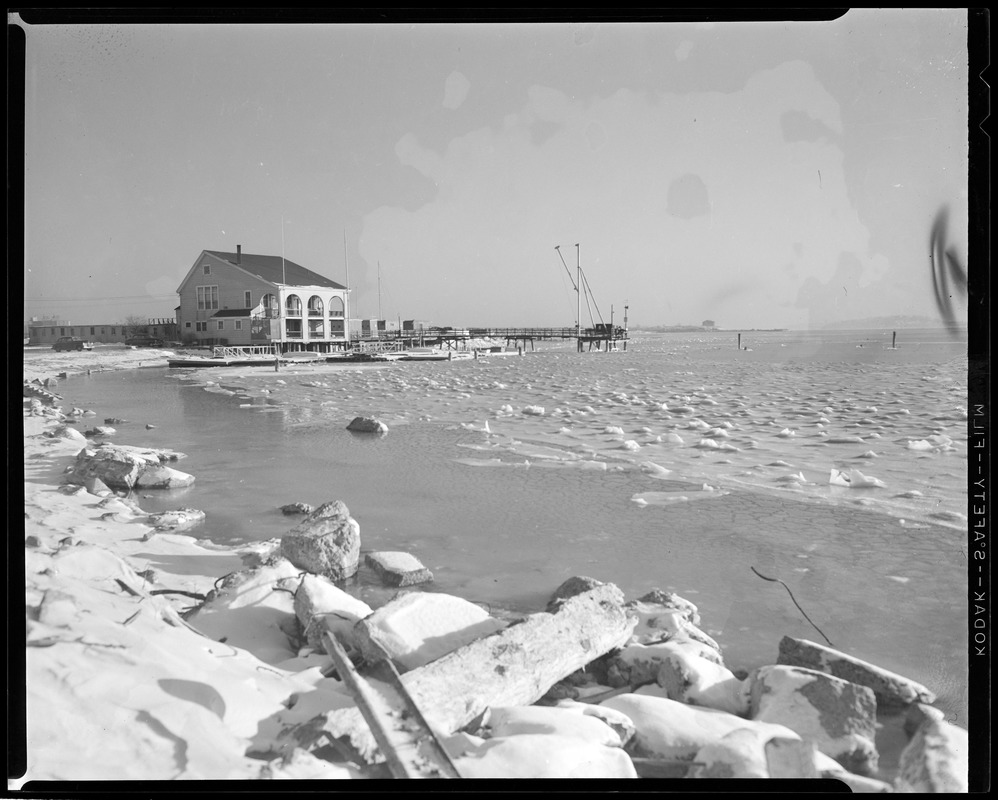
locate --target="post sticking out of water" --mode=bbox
[892,331,897,348]
[738,333,742,350]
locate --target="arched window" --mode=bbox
[285,294,302,316]
[308,295,324,316]
[262,293,278,317]
[328,296,345,317]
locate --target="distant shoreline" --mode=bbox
[629,325,966,334]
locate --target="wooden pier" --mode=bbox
[355,326,628,353]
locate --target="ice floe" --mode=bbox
[829,468,887,489]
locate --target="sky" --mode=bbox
[16,10,974,330]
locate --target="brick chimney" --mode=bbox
[236,244,241,264]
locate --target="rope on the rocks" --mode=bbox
[750,566,834,647]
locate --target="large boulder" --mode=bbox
[186,556,302,664]
[352,591,505,672]
[133,465,196,489]
[280,501,361,581]
[65,443,192,491]
[650,643,750,715]
[627,589,703,634]
[546,575,606,611]
[747,664,879,776]
[600,690,800,764]
[688,728,773,779]
[446,732,637,779]
[346,416,388,434]
[777,635,936,712]
[84,425,117,437]
[147,508,206,532]
[364,551,433,587]
[50,425,87,443]
[895,717,968,792]
[292,574,372,651]
[479,705,625,748]
[607,636,725,690]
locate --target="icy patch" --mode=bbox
[631,487,727,506]
[639,462,673,478]
[929,510,967,524]
[908,435,956,452]
[829,468,887,489]
[506,442,579,461]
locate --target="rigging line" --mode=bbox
[554,245,580,323]
[582,270,606,326]
[579,268,604,328]
[554,246,578,291]
[555,258,576,317]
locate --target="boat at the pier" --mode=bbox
[167,346,322,368]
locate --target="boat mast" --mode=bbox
[576,243,581,341]
[378,261,383,320]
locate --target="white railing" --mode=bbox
[212,346,279,358]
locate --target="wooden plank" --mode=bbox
[322,583,634,762]
[322,632,461,778]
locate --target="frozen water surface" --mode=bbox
[58,329,969,723]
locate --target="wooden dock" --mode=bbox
[358,327,628,353]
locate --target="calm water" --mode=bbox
[53,329,969,724]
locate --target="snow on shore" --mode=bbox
[18,349,367,782]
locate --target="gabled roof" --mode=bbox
[204,250,347,290]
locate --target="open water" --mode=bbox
[54,328,970,725]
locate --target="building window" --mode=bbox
[90,327,95,335]
[217,320,224,331]
[111,327,116,334]
[285,294,302,316]
[101,328,106,335]
[60,327,65,336]
[196,322,207,332]
[234,320,242,331]
[203,264,211,275]
[197,285,219,310]
[244,291,252,308]
[185,322,192,328]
